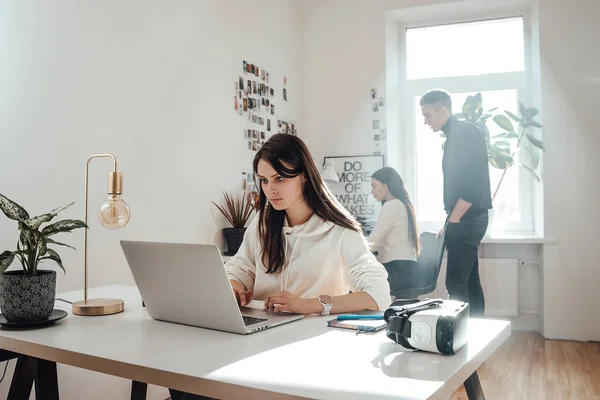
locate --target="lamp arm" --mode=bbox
[83,154,118,302]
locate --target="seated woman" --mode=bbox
[368,167,420,298]
[225,134,391,315]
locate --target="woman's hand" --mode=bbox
[230,280,253,307]
[264,291,320,315]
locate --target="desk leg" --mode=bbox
[35,358,59,400]
[7,356,36,400]
[464,372,485,400]
[169,389,216,400]
[0,350,20,362]
[131,381,148,400]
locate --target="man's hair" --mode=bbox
[420,89,452,112]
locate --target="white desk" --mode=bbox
[0,285,510,399]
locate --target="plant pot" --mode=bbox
[0,270,56,322]
[223,228,246,256]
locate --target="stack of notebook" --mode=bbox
[327,314,387,332]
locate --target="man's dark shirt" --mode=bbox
[441,115,492,219]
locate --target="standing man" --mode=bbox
[420,89,492,317]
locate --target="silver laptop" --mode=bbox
[120,240,303,334]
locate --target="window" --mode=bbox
[400,16,534,233]
[406,18,525,79]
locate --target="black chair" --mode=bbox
[391,231,445,299]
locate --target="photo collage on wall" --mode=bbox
[241,169,258,196]
[370,88,386,156]
[235,61,297,154]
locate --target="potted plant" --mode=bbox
[457,93,545,198]
[453,94,545,233]
[213,191,256,256]
[0,194,87,322]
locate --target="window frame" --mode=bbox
[397,11,537,234]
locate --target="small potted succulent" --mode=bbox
[213,191,256,255]
[0,194,87,322]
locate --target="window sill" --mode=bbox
[481,235,556,244]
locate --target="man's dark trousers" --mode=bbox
[444,210,488,317]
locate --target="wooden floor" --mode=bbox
[450,331,600,399]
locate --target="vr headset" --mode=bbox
[383,298,469,355]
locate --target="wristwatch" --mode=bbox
[318,294,333,316]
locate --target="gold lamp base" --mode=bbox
[72,298,124,316]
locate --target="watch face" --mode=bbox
[320,295,333,305]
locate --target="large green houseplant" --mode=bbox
[456,93,545,201]
[453,93,545,232]
[0,194,87,322]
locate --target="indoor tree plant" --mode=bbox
[0,194,87,322]
[456,93,545,198]
[213,191,256,255]
[455,93,545,230]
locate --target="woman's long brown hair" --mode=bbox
[371,167,420,257]
[253,134,361,274]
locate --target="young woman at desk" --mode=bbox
[225,134,391,315]
[368,167,420,297]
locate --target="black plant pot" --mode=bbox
[0,270,56,322]
[223,228,246,256]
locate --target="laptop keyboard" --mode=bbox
[243,316,268,326]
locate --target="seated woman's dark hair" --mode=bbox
[371,167,420,256]
[253,134,361,273]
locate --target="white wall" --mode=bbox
[0,1,302,398]
[537,0,600,341]
[301,0,600,341]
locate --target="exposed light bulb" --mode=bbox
[98,194,130,229]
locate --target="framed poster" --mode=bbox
[323,155,385,235]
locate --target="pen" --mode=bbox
[336,314,384,321]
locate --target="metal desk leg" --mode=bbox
[131,381,148,400]
[464,371,485,400]
[7,356,36,400]
[35,358,59,400]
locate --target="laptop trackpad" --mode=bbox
[241,306,301,325]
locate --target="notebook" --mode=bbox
[327,318,387,332]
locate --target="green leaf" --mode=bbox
[42,219,88,237]
[525,108,539,118]
[0,250,15,273]
[38,236,47,258]
[519,163,541,182]
[505,110,522,124]
[462,101,472,116]
[519,102,527,116]
[25,213,54,231]
[493,115,515,133]
[454,112,466,120]
[474,92,483,109]
[18,222,42,248]
[474,107,483,122]
[46,238,76,250]
[494,140,511,148]
[489,153,514,169]
[528,120,542,129]
[462,94,482,119]
[0,194,29,221]
[40,248,65,274]
[48,202,74,216]
[25,202,75,230]
[526,134,545,151]
[488,107,498,112]
[492,132,519,139]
